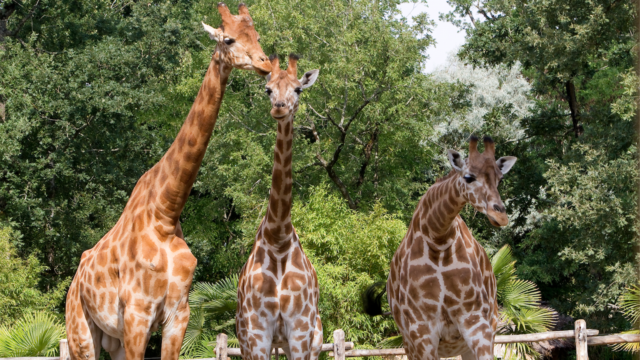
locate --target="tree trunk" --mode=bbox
[565,81,582,138]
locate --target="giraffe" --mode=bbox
[235,54,321,360]
[366,136,517,360]
[64,5,271,360]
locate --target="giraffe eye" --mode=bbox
[265,88,272,95]
[224,38,235,45]
[294,87,302,94]
[463,174,476,183]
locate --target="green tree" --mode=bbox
[0,0,201,288]
[440,0,638,333]
[0,224,68,326]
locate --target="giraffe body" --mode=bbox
[65,5,271,360]
[236,55,321,360]
[387,136,517,360]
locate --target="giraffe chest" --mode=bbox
[238,239,319,334]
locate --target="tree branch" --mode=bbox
[356,126,379,188]
[565,80,582,138]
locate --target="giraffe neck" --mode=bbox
[417,172,467,250]
[263,113,294,246]
[152,52,232,223]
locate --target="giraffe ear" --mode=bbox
[300,69,319,89]
[497,156,517,174]
[202,22,223,42]
[447,150,465,173]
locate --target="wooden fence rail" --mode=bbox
[2,320,638,360]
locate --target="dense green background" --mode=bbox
[0,0,637,357]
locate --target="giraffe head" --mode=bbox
[447,136,517,227]
[201,3,271,76]
[264,54,319,120]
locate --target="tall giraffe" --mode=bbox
[236,54,321,360]
[64,5,271,360]
[366,136,517,360]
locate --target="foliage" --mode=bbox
[492,245,555,359]
[612,284,640,353]
[441,0,638,332]
[182,275,239,357]
[432,53,533,143]
[292,187,407,345]
[0,311,65,357]
[0,223,68,326]
[0,0,201,290]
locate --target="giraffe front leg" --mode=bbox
[455,312,494,360]
[122,305,153,360]
[160,299,191,360]
[66,283,102,360]
[309,315,323,360]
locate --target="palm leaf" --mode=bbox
[612,329,640,353]
[500,279,542,310]
[612,285,640,353]
[0,312,65,357]
[619,284,640,325]
[491,245,516,295]
[377,335,404,348]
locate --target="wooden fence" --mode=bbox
[3,319,639,360]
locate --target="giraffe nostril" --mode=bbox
[493,204,505,213]
[275,102,285,108]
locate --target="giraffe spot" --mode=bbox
[254,273,278,298]
[418,276,440,301]
[272,169,283,193]
[282,272,306,292]
[266,250,278,275]
[140,234,158,262]
[284,222,293,235]
[291,248,304,270]
[249,314,265,331]
[442,246,454,267]
[281,294,292,311]
[276,139,284,153]
[253,246,265,268]
[409,238,424,261]
[282,152,292,169]
[169,237,190,252]
[292,294,304,314]
[264,300,278,315]
[286,139,292,151]
[284,121,291,136]
[172,252,196,282]
[127,240,138,261]
[464,314,481,329]
[95,271,108,290]
[293,318,310,332]
[279,198,290,220]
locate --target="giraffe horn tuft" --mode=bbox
[483,136,495,155]
[469,135,479,154]
[287,53,299,77]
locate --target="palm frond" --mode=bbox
[190,275,239,315]
[612,329,640,353]
[377,335,403,349]
[491,245,516,295]
[500,279,542,310]
[0,312,65,357]
[619,284,640,325]
[612,285,640,353]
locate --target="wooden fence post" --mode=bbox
[217,333,228,360]
[59,339,69,360]
[575,319,588,360]
[333,329,345,360]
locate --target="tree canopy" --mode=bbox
[0,0,637,356]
